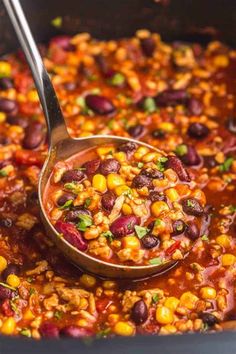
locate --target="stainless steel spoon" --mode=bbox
[4,0,177,278]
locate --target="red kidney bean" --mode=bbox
[226,116,236,134]
[2,264,20,281]
[40,322,59,338]
[0,285,14,300]
[23,122,44,149]
[187,97,203,116]
[172,220,186,235]
[118,141,137,154]
[66,208,91,222]
[179,145,201,166]
[182,198,204,216]
[152,129,166,139]
[199,312,219,327]
[82,158,100,175]
[131,300,149,325]
[149,191,166,202]
[140,37,156,57]
[132,174,153,189]
[61,169,85,183]
[57,193,75,207]
[101,191,116,212]
[99,158,121,175]
[85,94,116,115]
[0,77,13,90]
[155,89,188,107]
[166,156,191,182]
[110,215,139,237]
[185,223,200,240]
[0,98,18,113]
[128,124,145,138]
[60,325,92,338]
[141,234,160,249]
[140,168,163,179]
[55,221,88,251]
[94,54,109,75]
[187,122,209,139]
[50,35,75,52]
[7,115,28,128]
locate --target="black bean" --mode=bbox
[99,158,121,175]
[187,97,203,116]
[23,122,44,149]
[85,94,116,115]
[131,300,149,325]
[199,312,219,327]
[140,37,156,57]
[226,116,236,134]
[0,98,18,114]
[182,198,204,216]
[185,222,200,240]
[128,124,145,138]
[61,169,85,183]
[172,220,186,235]
[166,156,191,182]
[152,129,166,139]
[7,115,28,128]
[132,175,153,189]
[101,191,116,212]
[110,215,139,238]
[57,193,75,207]
[187,123,209,140]
[141,234,160,249]
[82,158,100,175]
[118,142,137,154]
[140,168,163,179]
[149,191,166,202]
[0,77,13,90]
[2,264,20,281]
[155,89,188,107]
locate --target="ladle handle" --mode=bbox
[3,0,69,146]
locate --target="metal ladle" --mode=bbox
[4,0,177,278]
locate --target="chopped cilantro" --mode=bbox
[108,73,125,86]
[77,214,93,231]
[154,218,162,226]
[84,198,92,208]
[134,225,149,239]
[121,117,129,128]
[149,257,162,265]
[0,281,16,291]
[27,277,33,283]
[201,234,209,242]
[156,157,168,172]
[101,230,114,242]
[20,328,31,337]
[108,119,114,129]
[29,287,35,295]
[142,97,157,113]
[54,310,63,320]
[96,327,111,339]
[64,182,81,194]
[75,96,93,116]
[51,16,62,28]
[59,199,73,210]
[137,162,144,169]
[175,144,188,157]
[127,222,133,231]
[187,199,194,207]
[10,300,19,314]
[88,75,98,82]
[219,157,234,172]
[229,205,236,213]
[0,169,8,177]
[152,293,160,303]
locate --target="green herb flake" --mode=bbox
[219,157,234,172]
[77,214,93,231]
[201,234,209,242]
[134,225,149,239]
[27,277,33,283]
[109,73,125,86]
[137,162,144,169]
[229,205,236,213]
[88,75,98,82]
[29,287,36,296]
[20,328,31,338]
[143,97,157,113]
[0,169,8,177]
[175,144,188,157]
[59,199,73,210]
[64,182,81,194]
[154,218,162,226]
[0,281,16,291]
[51,16,62,28]
[156,157,168,172]
[54,310,63,320]
[75,96,93,116]
[149,257,162,265]
[101,231,114,242]
[84,198,92,208]
[10,300,19,314]
[187,199,194,208]
[108,119,114,129]
[96,327,111,339]
[152,293,160,303]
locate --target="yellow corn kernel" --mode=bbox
[113,321,135,336]
[122,236,140,250]
[80,274,96,288]
[122,203,132,215]
[216,234,231,248]
[97,146,115,157]
[213,55,229,68]
[164,297,180,312]
[92,174,107,193]
[142,152,159,163]
[83,120,95,132]
[156,306,174,324]
[0,256,7,273]
[7,274,20,288]
[134,146,149,160]
[27,89,39,102]
[179,291,199,310]
[151,201,169,217]
[113,152,127,163]
[1,317,16,335]
[0,112,6,123]
[115,185,130,196]
[222,254,236,267]
[0,61,11,77]
[103,280,116,289]
[191,189,206,206]
[159,122,174,132]
[79,132,92,137]
[77,319,89,328]
[200,287,216,300]
[165,188,179,202]
[107,173,125,190]
[108,314,120,325]
[84,227,99,240]
[23,309,35,320]
[79,298,88,309]
[162,324,177,334]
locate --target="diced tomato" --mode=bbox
[14,71,33,93]
[19,102,41,116]
[1,299,15,317]
[14,150,45,167]
[96,298,112,312]
[166,240,181,256]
